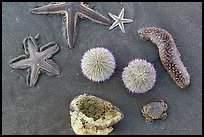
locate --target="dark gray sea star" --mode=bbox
[30,2,112,49]
[10,34,60,87]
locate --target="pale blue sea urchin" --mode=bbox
[122,59,156,94]
[81,47,116,82]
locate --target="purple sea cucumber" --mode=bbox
[138,27,190,88]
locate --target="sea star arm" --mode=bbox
[27,66,40,87]
[40,60,60,75]
[119,8,125,19]
[78,3,112,25]
[40,42,59,58]
[121,18,134,23]
[23,37,38,57]
[108,13,119,21]
[119,8,133,23]
[109,20,119,30]
[64,11,77,49]
[108,13,120,30]
[119,22,125,33]
[10,55,31,69]
[30,2,67,14]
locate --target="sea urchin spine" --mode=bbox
[122,59,156,94]
[81,47,116,82]
[138,27,190,88]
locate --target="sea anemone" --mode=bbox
[81,47,116,82]
[70,94,124,135]
[122,59,156,94]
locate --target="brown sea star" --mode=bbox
[9,34,60,87]
[30,2,112,49]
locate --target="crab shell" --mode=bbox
[141,100,168,120]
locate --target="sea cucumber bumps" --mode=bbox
[70,94,124,135]
[81,47,116,82]
[122,59,156,94]
[138,27,190,88]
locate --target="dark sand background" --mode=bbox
[2,2,202,135]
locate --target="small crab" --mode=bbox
[141,100,168,123]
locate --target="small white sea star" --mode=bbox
[108,8,133,33]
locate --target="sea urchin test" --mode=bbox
[122,59,156,94]
[70,94,124,135]
[81,47,116,82]
[138,27,190,88]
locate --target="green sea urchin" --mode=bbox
[81,47,116,82]
[122,59,156,94]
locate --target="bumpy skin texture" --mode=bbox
[70,94,124,135]
[138,27,190,89]
[81,47,116,82]
[122,59,156,94]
